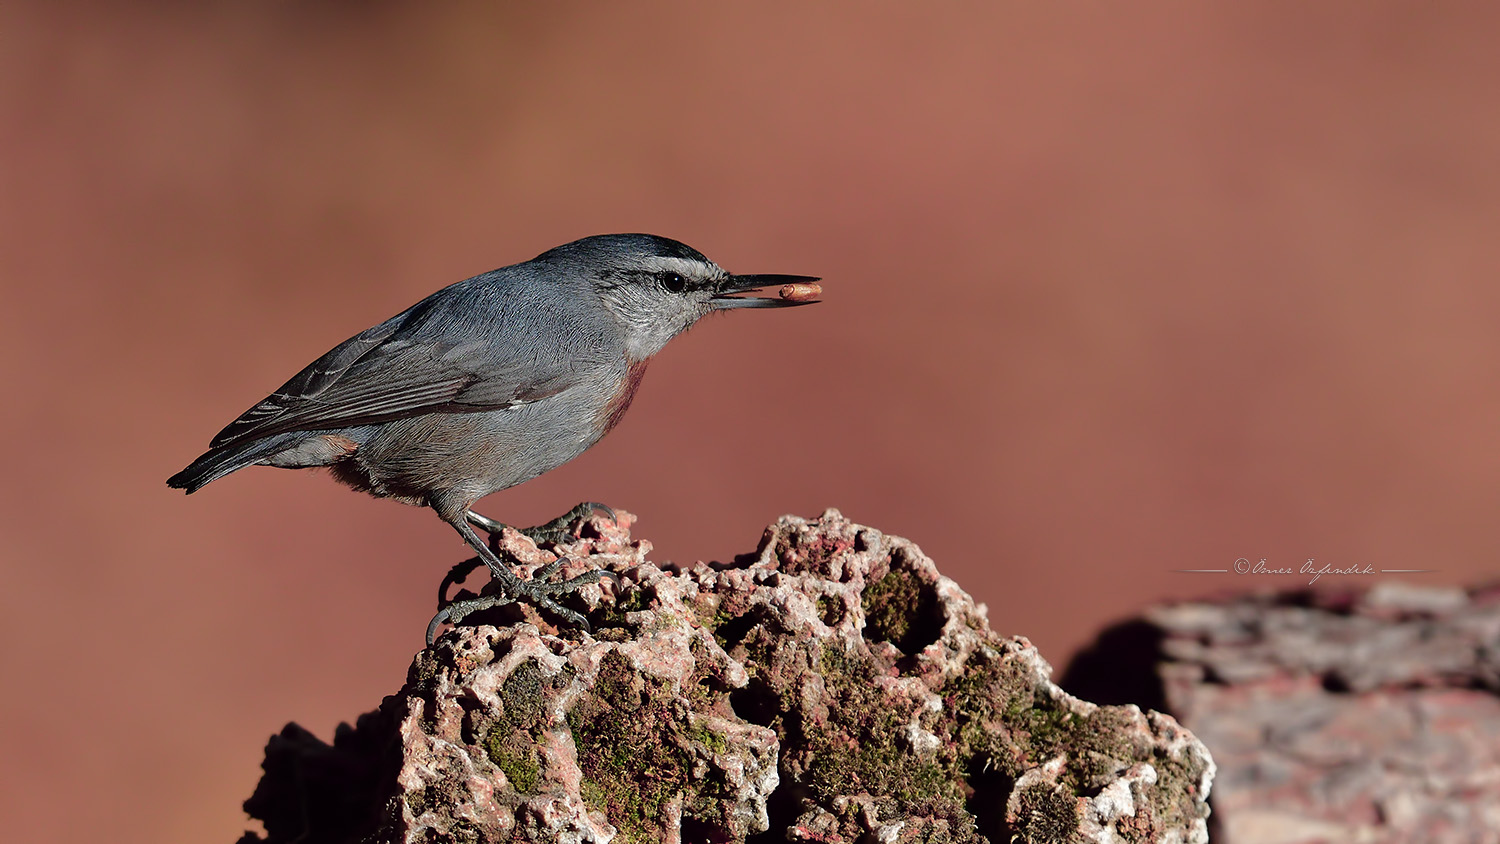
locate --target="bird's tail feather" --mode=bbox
[167,434,296,493]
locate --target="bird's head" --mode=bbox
[540,234,819,360]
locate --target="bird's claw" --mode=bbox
[515,559,617,630]
[528,556,620,586]
[521,501,617,546]
[426,593,518,646]
[427,556,616,646]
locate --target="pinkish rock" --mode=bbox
[240,509,1213,844]
[1071,583,1500,844]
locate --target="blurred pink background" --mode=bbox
[3,3,1498,842]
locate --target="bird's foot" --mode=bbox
[427,556,616,646]
[426,593,516,646]
[523,501,617,545]
[467,502,616,547]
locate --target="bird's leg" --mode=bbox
[462,503,619,592]
[466,502,616,546]
[429,548,512,647]
[464,509,510,537]
[428,515,606,645]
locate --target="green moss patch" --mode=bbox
[566,651,737,844]
[1009,781,1081,844]
[806,646,962,806]
[862,568,943,654]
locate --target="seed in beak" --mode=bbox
[779,281,822,303]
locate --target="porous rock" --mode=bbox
[239,509,1213,844]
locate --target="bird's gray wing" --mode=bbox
[209,301,583,448]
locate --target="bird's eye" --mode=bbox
[660,272,687,293]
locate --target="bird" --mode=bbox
[167,233,819,640]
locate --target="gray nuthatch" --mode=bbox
[168,234,819,638]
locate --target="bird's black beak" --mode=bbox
[712,274,823,309]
